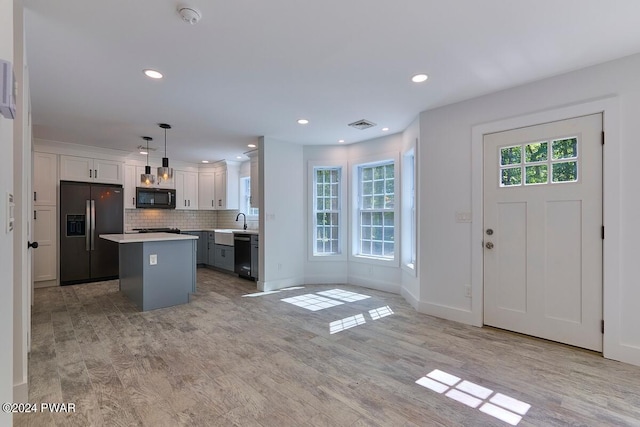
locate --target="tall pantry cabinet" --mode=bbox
[32,152,58,284]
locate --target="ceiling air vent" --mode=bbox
[348,119,376,130]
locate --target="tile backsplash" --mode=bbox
[125,209,217,231]
[125,209,259,231]
[217,210,259,231]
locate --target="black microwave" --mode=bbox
[136,187,176,209]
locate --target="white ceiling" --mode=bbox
[23,0,640,164]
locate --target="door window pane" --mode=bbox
[552,138,578,160]
[552,161,578,182]
[525,142,548,163]
[525,165,548,185]
[501,167,522,186]
[501,146,522,165]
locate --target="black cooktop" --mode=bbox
[132,227,181,234]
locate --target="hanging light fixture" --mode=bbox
[140,136,156,185]
[157,123,174,181]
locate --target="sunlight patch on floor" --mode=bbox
[317,289,371,302]
[330,314,367,334]
[416,369,531,426]
[281,294,344,311]
[369,305,394,320]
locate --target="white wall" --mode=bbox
[0,0,15,423]
[418,51,640,366]
[260,137,305,290]
[12,0,29,402]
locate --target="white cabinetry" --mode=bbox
[123,164,137,209]
[60,155,122,184]
[213,161,240,210]
[33,206,57,282]
[33,152,57,206]
[33,151,58,283]
[175,170,198,210]
[198,172,216,210]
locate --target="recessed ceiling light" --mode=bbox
[297,119,309,125]
[236,156,242,159]
[247,144,256,148]
[382,127,389,132]
[411,73,428,83]
[143,69,163,79]
[338,139,345,143]
[201,160,209,163]
[139,151,148,155]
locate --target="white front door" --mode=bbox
[483,114,603,351]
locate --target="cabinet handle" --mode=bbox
[211,200,213,207]
[188,200,191,207]
[184,200,186,207]
[89,169,92,178]
[218,199,221,207]
[95,169,98,178]
[34,191,37,202]
[33,210,36,220]
[133,197,135,206]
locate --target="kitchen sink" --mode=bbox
[214,229,235,246]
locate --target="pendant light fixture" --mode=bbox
[140,136,156,185]
[157,123,174,181]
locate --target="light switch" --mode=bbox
[149,254,158,265]
[455,211,472,223]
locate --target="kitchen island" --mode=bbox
[100,232,198,311]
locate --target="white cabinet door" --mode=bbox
[214,170,226,209]
[198,172,215,210]
[123,164,137,209]
[185,172,198,210]
[175,171,198,210]
[60,155,122,184]
[33,206,57,282]
[60,155,94,182]
[94,159,122,184]
[33,152,57,206]
[213,165,240,210]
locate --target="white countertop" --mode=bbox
[100,233,199,243]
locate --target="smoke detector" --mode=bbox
[178,6,201,25]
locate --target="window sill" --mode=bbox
[350,254,399,267]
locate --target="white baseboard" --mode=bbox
[260,277,303,292]
[347,275,401,294]
[401,286,419,310]
[34,279,57,288]
[13,382,27,403]
[417,301,478,326]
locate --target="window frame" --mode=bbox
[239,176,259,218]
[349,152,400,266]
[308,161,347,261]
[401,147,417,274]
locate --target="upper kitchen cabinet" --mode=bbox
[198,172,215,210]
[60,155,122,184]
[33,152,57,206]
[247,150,259,208]
[175,170,198,210]
[213,161,240,210]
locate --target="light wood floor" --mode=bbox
[14,268,640,426]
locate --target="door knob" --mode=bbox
[486,229,494,235]
[485,242,494,249]
[28,241,39,249]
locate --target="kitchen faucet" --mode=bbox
[235,212,247,230]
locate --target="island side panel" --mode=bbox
[119,242,145,309]
[142,239,196,311]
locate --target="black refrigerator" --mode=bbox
[60,181,123,285]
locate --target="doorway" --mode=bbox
[483,114,603,351]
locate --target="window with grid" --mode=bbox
[358,161,395,259]
[314,167,341,255]
[240,177,259,216]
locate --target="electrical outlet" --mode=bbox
[150,254,158,265]
[465,285,471,298]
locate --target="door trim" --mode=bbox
[471,97,621,361]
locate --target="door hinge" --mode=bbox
[602,131,605,145]
[601,320,604,334]
[601,226,605,239]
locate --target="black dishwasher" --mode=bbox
[234,233,256,280]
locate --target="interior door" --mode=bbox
[483,114,603,351]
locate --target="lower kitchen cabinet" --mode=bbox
[213,244,234,272]
[182,231,208,265]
